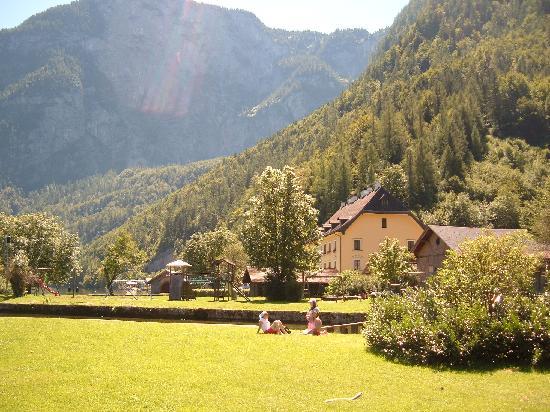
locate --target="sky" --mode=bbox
[0,0,409,33]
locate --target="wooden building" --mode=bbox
[413,225,523,281]
[242,266,268,297]
[147,270,170,294]
[305,269,340,297]
[320,186,425,273]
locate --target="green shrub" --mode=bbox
[364,292,550,367]
[363,234,549,367]
[325,270,380,296]
[265,276,303,302]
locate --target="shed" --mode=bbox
[147,270,170,294]
[242,267,267,297]
[412,225,540,283]
[305,269,340,297]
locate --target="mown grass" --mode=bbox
[2,294,370,313]
[0,317,548,411]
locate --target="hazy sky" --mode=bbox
[0,0,409,33]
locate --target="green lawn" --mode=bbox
[2,294,370,313]
[0,317,548,411]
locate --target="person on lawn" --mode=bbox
[305,298,320,331]
[303,310,326,335]
[258,311,289,334]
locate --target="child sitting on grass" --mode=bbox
[303,310,327,336]
[257,311,290,334]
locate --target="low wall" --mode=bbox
[0,303,365,325]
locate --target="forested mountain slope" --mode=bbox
[0,160,217,244]
[87,0,549,271]
[0,0,382,190]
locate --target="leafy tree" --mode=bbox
[240,166,320,300]
[422,192,490,227]
[177,227,247,274]
[368,238,415,288]
[325,270,379,296]
[377,165,408,204]
[433,232,540,307]
[489,194,520,228]
[0,213,81,285]
[8,250,30,297]
[101,232,145,295]
[526,181,550,244]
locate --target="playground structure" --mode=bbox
[212,258,250,302]
[29,268,59,296]
[166,260,194,301]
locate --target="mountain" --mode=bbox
[0,0,383,190]
[0,159,217,243]
[83,0,549,272]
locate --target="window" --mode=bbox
[323,243,327,254]
[353,239,361,251]
[353,259,361,271]
[407,240,415,251]
[333,261,336,269]
[323,262,327,269]
[382,218,387,228]
[333,240,337,252]
[328,242,332,253]
[435,237,440,246]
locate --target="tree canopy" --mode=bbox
[0,213,81,288]
[240,166,320,299]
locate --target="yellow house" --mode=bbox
[319,186,425,272]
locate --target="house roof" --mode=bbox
[147,269,170,284]
[413,225,525,254]
[323,186,421,236]
[242,267,268,283]
[308,268,341,284]
[527,241,550,260]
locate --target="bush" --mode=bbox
[265,276,303,302]
[368,238,416,288]
[363,234,549,367]
[8,250,30,298]
[325,270,380,296]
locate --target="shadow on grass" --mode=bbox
[366,347,550,374]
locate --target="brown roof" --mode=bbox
[413,225,526,253]
[307,268,341,284]
[323,186,422,236]
[147,269,170,284]
[527,241,550,260]
[243,267,268,283]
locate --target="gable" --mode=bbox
[323,186,415,236]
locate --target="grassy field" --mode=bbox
[1,294,370,313]
[0,317,548,411]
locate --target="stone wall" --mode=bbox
[0,303,365,325]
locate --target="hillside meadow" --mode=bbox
[0,317,549,411]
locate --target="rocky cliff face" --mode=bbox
[0,0,383,190]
